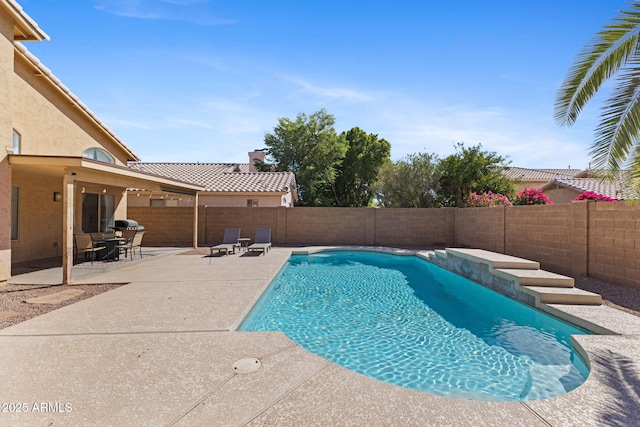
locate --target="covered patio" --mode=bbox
[8,154,203,284]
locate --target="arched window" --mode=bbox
[83,147,115,164]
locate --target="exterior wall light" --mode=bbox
[53,192,62,202]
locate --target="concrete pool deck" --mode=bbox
[0,247,639,426]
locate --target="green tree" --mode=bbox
[329,127,391,207]
[555,1,640,181]
[263,109,347,206]
[374,152,441,208]
[437,143,515,207]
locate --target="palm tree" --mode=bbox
[555,1,640,182]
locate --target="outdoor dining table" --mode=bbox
[94,238,124,261]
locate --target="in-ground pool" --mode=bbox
[239,250,590,401]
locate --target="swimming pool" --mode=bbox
[239,250,590,401]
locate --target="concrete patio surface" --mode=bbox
[0,247,639,426]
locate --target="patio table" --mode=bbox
[239,237,251,252]
[94,238,123,261]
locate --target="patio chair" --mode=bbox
[74,233,105,265]
[117,230,146,260]
[248,228,272,255]
[210,228,241,257]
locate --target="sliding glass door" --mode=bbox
[82,193,114,233]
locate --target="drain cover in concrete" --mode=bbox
[25,289,85,304]
[233,358,261,374]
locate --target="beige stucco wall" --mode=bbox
[127,192,291,208]
[11,53,131,165]
[0,9,14,282]
[514,181,546,192]
[543,186,581,204]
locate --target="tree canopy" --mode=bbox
[374,152,442,208]
[329,127,391,207]
[263,109,347,206]
[437,143,515,207]
[555,1,640,182]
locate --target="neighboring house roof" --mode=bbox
[540,177,634,200]
[128,162,297,194]
[504,167,589,181]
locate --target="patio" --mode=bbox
[0,247,639,426]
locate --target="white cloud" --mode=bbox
[93,0,235,25]
[277,74,376,103]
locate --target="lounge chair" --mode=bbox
[74,233,105,265]
[117,231,146,260]
[210,228,241,257]
[248,228,271,255]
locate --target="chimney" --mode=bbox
[248,149,266,172]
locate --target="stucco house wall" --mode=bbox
[0,7,14,281]
[11,51,132,165]
[543,186,581,205]
[128,192,292,208]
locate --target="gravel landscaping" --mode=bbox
[0,283,125,330]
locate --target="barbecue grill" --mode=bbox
[113,219,145,231]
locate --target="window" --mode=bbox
[247,199,258,207]
[82,193,115,233]
[11,186,19,240]
[150,199,178,207]
[82,147,115,164]
[12,130,20,154]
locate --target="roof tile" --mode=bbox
[128,162,296,193]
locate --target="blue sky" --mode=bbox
[20,0,629,168]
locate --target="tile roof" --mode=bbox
[503,167,588,181]
[540,177,634,200]
[128,162,296,193]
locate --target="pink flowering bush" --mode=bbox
[511,188,553,205]
[574,191,616,202]
[465,191,511,207]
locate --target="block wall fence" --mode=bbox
[128,200,640,288]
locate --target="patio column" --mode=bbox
[192,192,199,248]
[62,170,75,284]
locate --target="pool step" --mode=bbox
[523,286,602,306]
[445,248,540,270]
[428,248,603,308]
[493,269,575,288]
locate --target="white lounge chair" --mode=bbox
[248,228,271,255]
[210,228,241,257]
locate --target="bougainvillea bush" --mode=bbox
[511,188,553,205]
[465,191,511,207]
[574,191,616,202]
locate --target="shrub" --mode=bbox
[574,191,616,202]
[465,191,511,207]
[511,188,553,205]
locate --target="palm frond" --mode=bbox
[555,2,640,126]
[590,61,640,173]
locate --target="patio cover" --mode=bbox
[8,155,205,284]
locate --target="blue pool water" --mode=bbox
[239,251,590,401]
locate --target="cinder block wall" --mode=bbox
[506,204,573,275]
[588,202,640,288]
[202,207,279,245]
[129,207,195,247]
[129,202,640,288]
[456,206,505,253]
